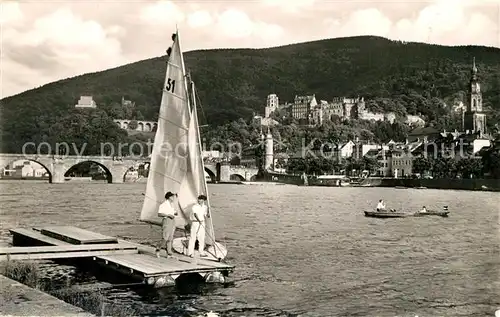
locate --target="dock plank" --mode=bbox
[0,244,138,261]
[1,249,138,261]
[39,226,117,244]
[118,239,232,269]
[10,228,71,246]
[0,244,137,255]
[97,253,226,276]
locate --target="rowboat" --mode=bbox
[413,210,449,217]
[365,208,450,218]
[364,210,413,218]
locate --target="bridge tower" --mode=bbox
[264,127,274,170]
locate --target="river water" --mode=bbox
[0,180,499,316]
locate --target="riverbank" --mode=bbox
[363,177,500,191]
[263,171,500,191]
[0,176,49,181]
[0,274,94,316]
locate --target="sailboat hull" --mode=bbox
[172,237,228,261]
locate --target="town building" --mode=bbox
[121,96,135,107]
[75,96,97,108]
[292,94,318,122]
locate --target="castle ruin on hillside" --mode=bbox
[260,93,425,126]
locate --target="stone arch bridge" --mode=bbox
[204,163,259,182]
[114,119,157,132]
[0,154,148,183]
[0,154,259,184]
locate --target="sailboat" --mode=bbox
[139,30,228,262]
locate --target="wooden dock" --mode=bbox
[0,244,137,261]
[5,226,234,288]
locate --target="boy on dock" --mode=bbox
[156,191,177,258]
[187,195,209,258]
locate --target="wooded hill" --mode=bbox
[1,35,499,153]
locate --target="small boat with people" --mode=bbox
[364,210,414,218]
[364,201,450,218]
[413,206,450,217]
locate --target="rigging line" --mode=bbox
[157,116,189,131]
[193,219,227,262]
[166,61,182,69]
[194,87,209,128]
[160,88,188,102]
[148,169,187,183]
[142,192,170,205]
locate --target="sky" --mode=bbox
[1,0,499,99]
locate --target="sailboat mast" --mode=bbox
[190,80,217,247]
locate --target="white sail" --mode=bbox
[139,31,191,228]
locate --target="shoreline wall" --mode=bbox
[376,178,500,191]
[263,171,500,191]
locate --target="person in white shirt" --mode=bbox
[187,194,209,257]
[419,206,427,213]
[156,191,177,257]
[376,199,386,212]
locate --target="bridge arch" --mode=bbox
[1,159,52,183]
[64,161,113,183]
[229,174,245,181]
[204,167,216,183]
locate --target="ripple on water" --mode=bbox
[0,181,499,316]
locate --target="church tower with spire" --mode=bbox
[463,57,487,136]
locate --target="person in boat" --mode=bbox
[187,194,209,258]
[419,206,427,213]
[156,191,177,258]
[376,199,386,212]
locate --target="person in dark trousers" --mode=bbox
[156,191,177,258]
